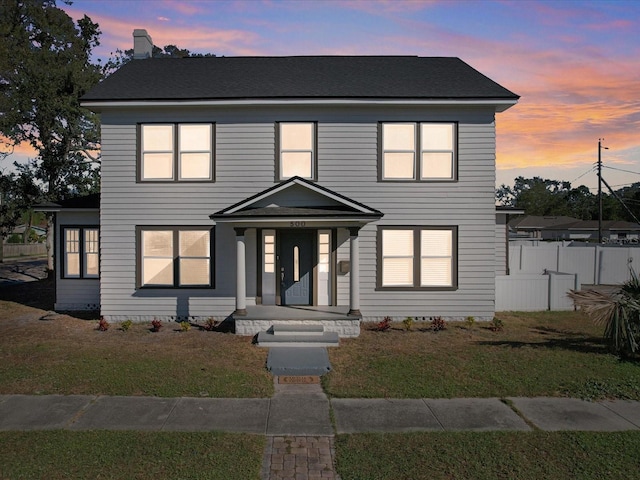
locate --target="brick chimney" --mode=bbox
[133,29,153,59]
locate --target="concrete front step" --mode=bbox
[257,330,339,348]
[273,324,325,336]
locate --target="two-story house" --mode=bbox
[42,30,518,337]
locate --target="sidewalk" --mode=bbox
[2,387,639,480]
[2,389,639,434]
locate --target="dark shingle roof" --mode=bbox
[83,56,518,102]
[34,193,100,211]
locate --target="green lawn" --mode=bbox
[335,431,640,480]
[0,431,265,480]
[0,301,273,398]
[324,311,640,400]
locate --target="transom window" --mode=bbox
[278,122,316,180]
[378,226,457,289]
[138,227,213,288]
[62,227,99,279]
[380,122,456,181]
[140,123,214,181]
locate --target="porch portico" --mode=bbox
[210,177,383,336]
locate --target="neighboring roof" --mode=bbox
[34,193,100,212]
[82,56,519,103]
[211,176,383,222]
[510,215,640,232]
[495,206,525,215]
[509,215,579,230]
[557,220,640,232]
[11,225,47,235]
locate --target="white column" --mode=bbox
[234,228,247,316]
[348,227,361,316]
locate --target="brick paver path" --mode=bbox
[262,435,340,480]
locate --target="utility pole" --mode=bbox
[597,139,608,243]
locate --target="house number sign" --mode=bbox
[290,221,306,227]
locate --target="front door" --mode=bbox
[279,230,314,305]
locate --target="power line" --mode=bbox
[571,166,595,183]
[586,182,639,191]
[602,165,640,176]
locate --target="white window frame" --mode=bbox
[380,122,456,181]
[61,226,99,279]
[139,123,214,182]
[378,226,457,290]
[277,122,316,180]
[138,226,214,288]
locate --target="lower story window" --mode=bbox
[62,226,99,279]
[138,227,213,288]
[378,226,457,289]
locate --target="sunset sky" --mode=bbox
[9,0,640,192]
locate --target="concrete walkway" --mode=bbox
[1,389,639,480]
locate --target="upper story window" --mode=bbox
[139,123,214,182]
[62,226,99,279]
[278,122,316,180]
[380,122,456,181]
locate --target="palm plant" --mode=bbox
[569,270,640,357]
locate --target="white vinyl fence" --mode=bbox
[509,244,638,285]
[496,271,579,311]
[496,244,635,312]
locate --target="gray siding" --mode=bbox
[99,106,498,321]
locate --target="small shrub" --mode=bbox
[466,316,475,327]
[202,317,218,331]
[150,318,163,332]
[489,317,504,332]
[375,316,392,332]
[431,316,446,332]
[121,319,133,332]
[97,318,110,332]
[180,321,191,332]
[402,316,414,331]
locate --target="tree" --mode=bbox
[0,0,102,203]
[102,43,215,77]
[496,176,640,222]
[496,176,572,216]
[1,0,102,267]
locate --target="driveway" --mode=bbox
[0,257,48,287]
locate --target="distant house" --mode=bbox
[510,215,640,243]
[38,30,519,336]
[509,215,580,240]
[6,225,47,243]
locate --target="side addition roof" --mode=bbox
[82,56,519,110]
[34,193,100,212]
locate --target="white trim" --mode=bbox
[212,218,374,227]
[82,98,518,112]
[36,207,99,213]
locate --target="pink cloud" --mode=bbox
[160,0,208,16]
[64,7,262,56]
